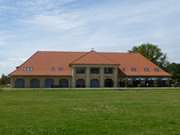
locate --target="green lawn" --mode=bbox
[0,89,180,135]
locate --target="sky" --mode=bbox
[0,0,180,75]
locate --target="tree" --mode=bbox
[166,63,180,81]
[0,74,10,85]
[129,43,169,68]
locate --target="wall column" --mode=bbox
[86,67,90,88]
[25,77,29,88]
[113,67,118,87]
[100,67,104,88]
[72,68,76,88]
[40,78,45,88]
[11,78,15,88]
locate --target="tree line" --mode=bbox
[0,43,180,85]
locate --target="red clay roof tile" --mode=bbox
[10,51,171,77]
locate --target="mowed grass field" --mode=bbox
[0,89,180,135]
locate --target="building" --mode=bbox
[9,50,171,88]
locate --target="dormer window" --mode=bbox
[144,67,150,72]
[51,67,56,71]
[23,67,33,72]
[131,67,137,72]
[154,67,160,72]
[58,67,64,71]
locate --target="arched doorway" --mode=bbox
[76,79,85,88]
[59,79,69,88]
[30,79,40,88]
[45,79,54,88]
[15,79,25,88]
[104,79,114,87]
[90,79,100,88]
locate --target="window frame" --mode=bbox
[104,67,113,74]
[76,67,86,74]
[144,67,150,72]
[131,67,137,72]
[90,67,100,74]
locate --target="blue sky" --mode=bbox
[0,0,180,75]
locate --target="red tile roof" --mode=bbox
[70,50,119,65]
[10,51,171,77]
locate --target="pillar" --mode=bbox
[72,68,76,88]
[86,67,90,88]
[113,67,118,87]
[100,67,104,87]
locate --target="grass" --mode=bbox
[0,84,9,88]
[0,89,180,135]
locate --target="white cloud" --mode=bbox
[0,31,17,47]
[1,0,180,75]
[8,57,26,62]
[24,13,87,31]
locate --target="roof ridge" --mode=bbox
[70,50,119,65]
[37,50,88,53]
[70,51,93,65]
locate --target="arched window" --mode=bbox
[76,79,85,88]
[30,79,40,88]
[90,79,100,88]
[104,79,114,87]
[15,79,25,88]
[59,79,69,88]
[45,79,54,88]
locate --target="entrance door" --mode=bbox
[30,79,40,88]
[15,79,25,88]
[104,79,114,87]
[45,79,54,88]
[90,79,100,88]
[76,79,85,88]
[59,79,69,88]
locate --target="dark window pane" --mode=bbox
[90,68,100,74]
[154,67,160,72]
[104,67,113,74]
[76,67,86,74]
[144,67,150,72]
[131,67,137,72]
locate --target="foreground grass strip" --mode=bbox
[0,89,180,135]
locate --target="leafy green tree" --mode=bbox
[166,63,180,81]
[0,74,10,85]
[129,43,169,68]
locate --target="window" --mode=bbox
[76,79,85,88]
[154,67,160,72]
[45,79,54,88]
[30,79,40,88]
[15,79,25,88]
[90,79,100,87]
[23,67,33,72]
[59,79,69,88]
[51,67,56,71]
[76,67,86,74]
[104,67,113,74]
[131,67,137,72]
[58,67,64,71]
[144,67,150,72]
[90,68,100,74]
